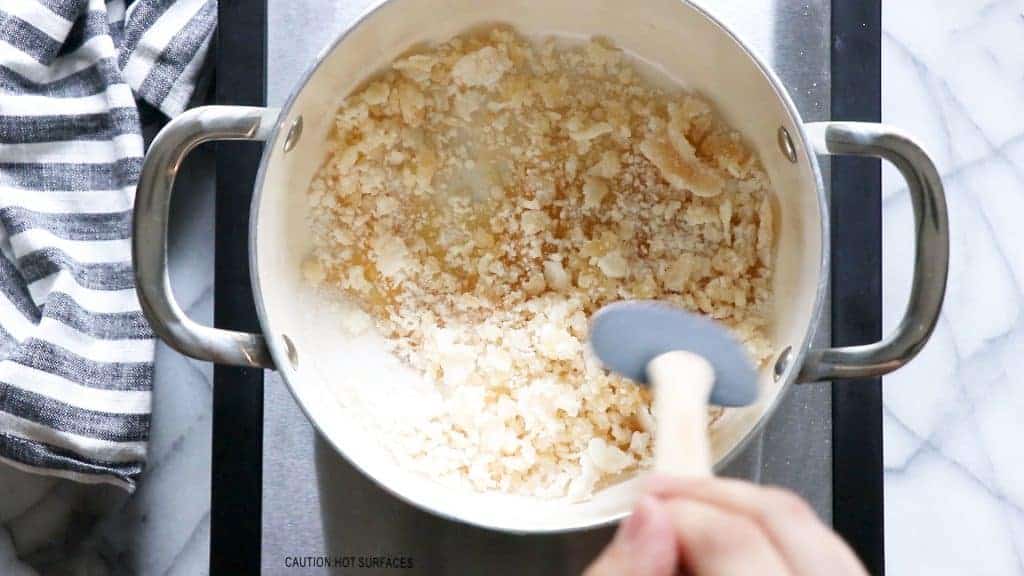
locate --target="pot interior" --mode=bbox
[252,0,824,532]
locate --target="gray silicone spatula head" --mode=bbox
[589,301,759,407]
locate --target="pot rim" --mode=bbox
[247,0,830,533]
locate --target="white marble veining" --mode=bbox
[882,1,1024,574]
[0,1,1021,574]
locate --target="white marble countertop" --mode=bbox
[1,1,1021,574]
[881,1,1024,574]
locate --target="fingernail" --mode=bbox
[620,496,655,543]
[643,473,700,494]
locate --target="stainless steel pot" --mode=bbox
[134,0,948,533]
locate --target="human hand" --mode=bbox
[584,475,868,576]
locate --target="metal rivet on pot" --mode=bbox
[282,334,298,369]
[283,116,303,153]
[777,126,797,164]
[773,345,792,382]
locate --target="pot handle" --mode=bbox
[797,122,949,383]
[134,105,280,369]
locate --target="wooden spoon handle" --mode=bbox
[647,350,714,477]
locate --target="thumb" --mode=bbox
[584,496,677,576]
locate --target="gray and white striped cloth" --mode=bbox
[0,0,216,490]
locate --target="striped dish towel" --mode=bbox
[0,0,216,490]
